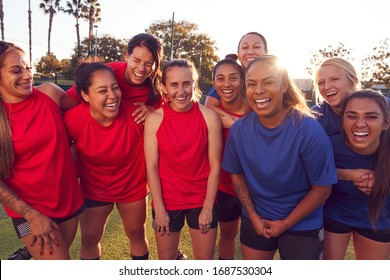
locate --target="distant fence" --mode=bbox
[34,78,73,91]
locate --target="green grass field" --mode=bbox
[0,203,227,260]
[0,203,359,260]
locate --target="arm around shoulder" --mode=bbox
[204,95,221,113]
[35,82,78,111]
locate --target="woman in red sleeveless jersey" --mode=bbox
[0,41,84,260]
[66,33,163,124]
[63,62,149,260]
[144,59,222,259]
[212,58,249,260]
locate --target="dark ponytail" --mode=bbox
[0,41,23,179]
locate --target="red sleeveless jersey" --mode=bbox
[62,100,148,202]
[219,105,245,196]
[156,102,210,210]
[2,89,83,218]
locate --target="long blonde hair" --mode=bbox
[0,41,23,179]
[314,57,360,105]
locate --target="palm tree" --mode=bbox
[39,0,61,54]
[81,0,101,55]
[28,0,32,66]
[60,0,82,55]
[0,0,4,40]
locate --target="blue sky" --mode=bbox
[3,0,390,78]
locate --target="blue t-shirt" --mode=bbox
[324,134,390,230]
[207,86,220,100]
[312,97,390,136]
[222,111,337,231]
[311,102,341,136]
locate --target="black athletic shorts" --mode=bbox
[84,198,114,208]
[152,206,218,232]
[12,204,85,238]
[324,216,390,242]
[217,190,242,222]
[240,215,324,260]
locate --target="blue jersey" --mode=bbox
[312,96,390,136]
[324,134,390,230]
[222,111,337,231]
[207,86,220,100]
[311,102,341,136]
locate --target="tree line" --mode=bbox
[0,0,389,88]
[306,40,390,88]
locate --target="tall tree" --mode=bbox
[305,42,353,78]
[145,19,219,85]
[81,0,101,55]
[60,0,82,55]
[0,0,4,40]
[361,38,390,88]
[28,0,32,66]
[39,0,61,54]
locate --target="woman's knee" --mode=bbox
[126,227,146,241]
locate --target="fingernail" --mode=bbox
[49,250,53,255]
[40,251,43,256]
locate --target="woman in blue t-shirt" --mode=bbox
[312,57,379,201]
[222,55,337,260]
[312,57,360,136]
[323,89,390,259]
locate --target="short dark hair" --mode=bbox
[225,53,238,61]
[213,58,244,82]
[75,62,115,98]
[238,32,268,52]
